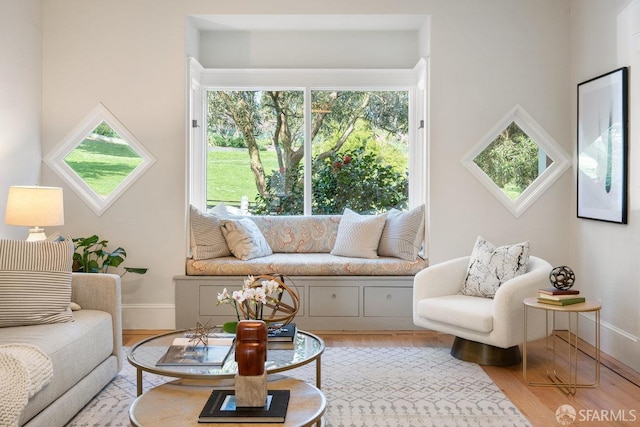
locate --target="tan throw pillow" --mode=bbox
[220,218,273,260]
[460,236,530,298]
[189,204,232,260]
[0,238,74,327]
[331,208,387,259]
[377,205,425,261]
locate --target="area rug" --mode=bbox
[65,347,531,427]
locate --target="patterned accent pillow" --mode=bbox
[330,208,387,259]
[0,238,74,327]
[220,218,273,261]
[460,236,530,298]
[189,204,232,260]
[377,205,425,261]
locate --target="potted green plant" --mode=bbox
[72,235,147,276]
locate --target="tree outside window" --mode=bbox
[206,90,409,215]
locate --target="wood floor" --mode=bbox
[123,329,640,427]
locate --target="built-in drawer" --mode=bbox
[199,284,305,317]
[309,286,359,317]
[363,286,412,317]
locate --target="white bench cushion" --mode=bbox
[187,252,426,276]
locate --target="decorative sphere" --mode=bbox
[549,266,575,290]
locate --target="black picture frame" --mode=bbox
[577,67,628,224]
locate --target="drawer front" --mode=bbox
[309,286,359,317]
[199,285,305,317]
[363,286,412,317]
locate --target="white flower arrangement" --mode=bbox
[217,275,282,321]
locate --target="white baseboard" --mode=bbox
[122,304,176,330]
[578,312,639,372]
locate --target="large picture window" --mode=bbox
[189,61,427,217]
[206,89,408,215]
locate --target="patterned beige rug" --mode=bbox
[65,347,531,426]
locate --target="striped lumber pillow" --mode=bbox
[377,205,425,261]
[0,239,74,327]
[189,204,232,260]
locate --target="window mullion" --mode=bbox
[303,87,312,215]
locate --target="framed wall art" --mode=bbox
[577,67,628,224]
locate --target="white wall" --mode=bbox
[11,1,573,334]
[40,0,188,327]
[0,0,42,240]
[198,30,420,69]
[427,0,572,265]
[570,0,640,371]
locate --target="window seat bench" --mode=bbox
[175,209,427,330]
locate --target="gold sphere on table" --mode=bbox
[239,274,300,327]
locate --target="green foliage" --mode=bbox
[473,122,542,199]
[209,133,247,148]
[253,142,408,215]
[312,145,408,214]
[207,89,408,210]
[72,235,147,276]
[93,122,119,138]
[253,166,304,215]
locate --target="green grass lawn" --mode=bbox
[64,138,142,197]
[207,149,279,205]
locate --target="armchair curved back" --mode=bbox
[413,255,551,350]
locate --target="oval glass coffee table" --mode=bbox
[128,329,325,396]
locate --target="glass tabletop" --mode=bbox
[127,329,324,380]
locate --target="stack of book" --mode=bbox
[537,288,585,306]
[199,389,290,423]
[267,323,296,349]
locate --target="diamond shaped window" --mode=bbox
[461,105,570,217]
[44,103,156,216]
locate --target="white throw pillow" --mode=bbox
[220,218,273,261]
[330,208,387,259]
[189,204,232,260]
[460,236,530,298]
[0,239,74,327]
[377,205,425,261]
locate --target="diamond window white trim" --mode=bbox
[461,104,570,218]
[44,103,156,216]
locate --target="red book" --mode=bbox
[539,287,580,296]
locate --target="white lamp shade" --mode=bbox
[5,186,65,227]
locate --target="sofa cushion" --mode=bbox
[460,236,530,298]
[378,205,425,261]
[221,218,273,260]
[416,295,494,333]
[0,309,114,424]
[0,239,74,327]
[331,208,387,259]
[251,215,341,253]
[187,252,427,276]
[189,204,232,260]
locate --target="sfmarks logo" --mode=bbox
[556,404,577,425]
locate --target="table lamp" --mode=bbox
[5,186,65,241]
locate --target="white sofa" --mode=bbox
[413,255,551,365]
[0,273,122,426]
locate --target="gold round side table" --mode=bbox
[522,297,601,395]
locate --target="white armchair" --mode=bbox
[413,255,551,365]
